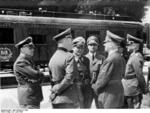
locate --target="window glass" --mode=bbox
[136,30,143,40]
[30,34,46,44]
[108,30,125,38]
[86,31,100,40]
[0,28,14,44]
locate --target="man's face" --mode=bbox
[64,37,73,51]
[103,41,112,52]
[73,45,84,56]
[22,45,35,57]
[87,43,98,53]
[126,44,136,53]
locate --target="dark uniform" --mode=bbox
[13,37,44,109]
[48,28,80,108]
[85,36,105,108]
[122,34,148,108]
[72,37,92,108]
[92,31,125,108]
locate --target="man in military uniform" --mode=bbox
[92,31,126,108]
[48,28,80,108]
[122,34,148,108]
[72,36,91,108]
[85,35,105,108]
[13,37,44,109]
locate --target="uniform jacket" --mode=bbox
[13,53,44,106]
[48,47,80,105]
[85,53,105,84]
[92,51,125,108]
[122,52,147,96]
[75,56,91,85]
[74,55,92,108]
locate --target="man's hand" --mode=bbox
[49,92,56,102]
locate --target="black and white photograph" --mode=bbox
[0,0,150,112]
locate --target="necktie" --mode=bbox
[92,54,95,61]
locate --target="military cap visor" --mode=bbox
[104,30,124,44]
[126,34,143,46]
[23,43,35,49]
[73,42,85,48]
[15,37,34,49]
[72,36,85,47]
[53,28,72,41]
[87,36,99,45]
[87,40,98,45]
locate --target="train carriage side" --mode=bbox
[0,15,144,85]
[0,15,144,109]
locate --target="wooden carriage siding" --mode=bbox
[0,15,143,65]
[0,14,144,82]
[0,14,149,109]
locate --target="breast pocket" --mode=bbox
[126,63,134,73]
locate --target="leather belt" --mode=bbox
[124,75,136,80]
[51,81,60,86]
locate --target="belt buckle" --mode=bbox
[79,72,84,81]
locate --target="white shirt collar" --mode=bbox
[89,52,96,57]
[108,49,118,57]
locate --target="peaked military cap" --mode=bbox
[104,30,124,44]
[72,36,85,47]
[53,28,72,41]
[87,35,99,45]
[15,36,34,49]
[126,34,143,45]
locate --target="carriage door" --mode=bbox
[0,28,14,71]
[28,27,48,67]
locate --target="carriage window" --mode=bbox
[86,31,100,40]
[0,28,14,44]
[136,30,143,41]
[58,29,74,38]
[30,34,46,44]
[109,30,125,37]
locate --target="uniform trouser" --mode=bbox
[92,91,99,108]
[52,103,79,109]
[77,85,84,108]
[85,90,99,108]
[81,85,93,108]
[124,94,143,109]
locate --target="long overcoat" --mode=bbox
[13,54,44,106]
[122,52,147,96]
[92,51,126,108]
[48,47,80,106]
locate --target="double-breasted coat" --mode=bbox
[92,51,126,108]
[122,52,147,96]
[13,53,44,106]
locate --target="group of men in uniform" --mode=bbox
[13,27,148,109]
